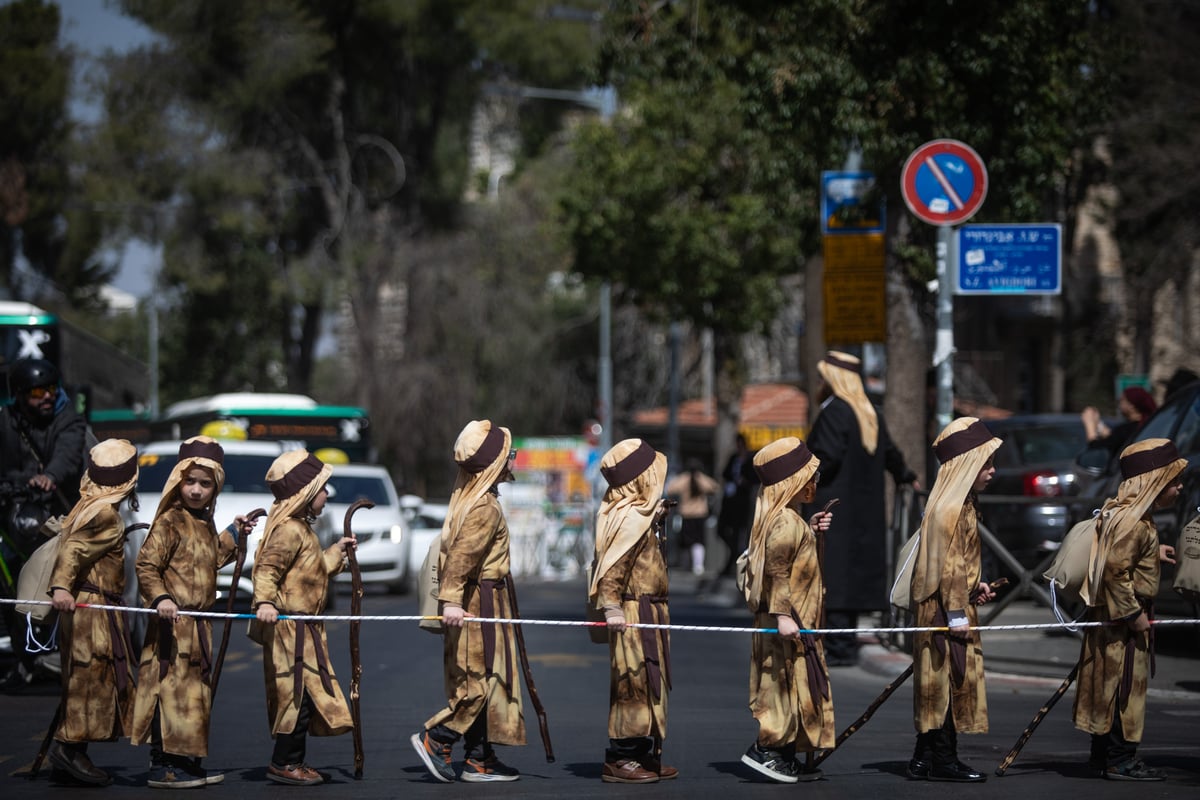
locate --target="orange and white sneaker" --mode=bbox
[461,755,520,783]
[410,731,456,783]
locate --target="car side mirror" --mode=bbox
[1075,444,1110,477]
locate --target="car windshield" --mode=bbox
[992,424,1085,468]
[136,453,279,494]
[327,475,391,506]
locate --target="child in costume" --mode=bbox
[741,437,835,783]
[130,436,258,787]
[411,420,526,784]
[46,439,140,786]
[253,449,356,785]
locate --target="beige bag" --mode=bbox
[417,532,443,634]
[1043,514,1100,607]
[583,559,608,645]
[888,532,920,614]
[15,516,66,622]
[1172,514,1200,601]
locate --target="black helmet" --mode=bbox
[7,358,60,396]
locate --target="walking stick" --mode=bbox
[27,522,150,779]
[812,664,913,767]
[505,578,555,762]
[209,508,266,697]
[343,499,372,779]
[994,662,1080,776]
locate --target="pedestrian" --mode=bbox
[740,437,835,784]
[803,351,918,666]
[589,438,677,784]
[665,458,720,576]
[1073,438,1185,781]
[1,357,88,689]
[906,416,1002,783]
[129,436,258,788]
[252,449,356,786]
[411,420,525,784]
[44,438,140,786]
[717,434,758,579]
[1081,385,1157,462]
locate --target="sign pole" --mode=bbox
[934,226,955,432]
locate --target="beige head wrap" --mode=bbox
[63,439,139,535]
[744,437,820,609]
[1085,438,1187,603]
[154,435,227,521]
[817,351,879,454]
[259,449,333,550]
[441,420,513,549]
[588,438,667,601]
[911,417,1002,604]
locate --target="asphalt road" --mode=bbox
[3,578,1199,798]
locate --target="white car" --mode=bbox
[405,500,448,580]
[126,440,337,610]
[327,464,409,594]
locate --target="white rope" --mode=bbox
[3,596,1196,636]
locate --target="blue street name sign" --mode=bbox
[956,223,1062,295]
[821,171,884,234]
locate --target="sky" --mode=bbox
[56,0,161,298]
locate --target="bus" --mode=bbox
[150,393,373,462]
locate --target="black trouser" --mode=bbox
[1090,708,1137,768]
[913,713,958,767]
[606,736,654,763]
[823,610,859,663]
[429,714,491,762]
[272,693,314,766]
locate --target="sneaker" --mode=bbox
[461,755,520,783]
[1104,759,1165,782]
[740,743,799,784]
[410,731,456,783]
[601,759,660,784]
[147,764,206,789]
[186,758,224,785]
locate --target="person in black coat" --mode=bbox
[717,434,759,578]
[803,352,918,665]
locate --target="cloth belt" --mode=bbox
[473,577,514,688]
[931,604,967,688]
[154,613,213,684]
[1120,598,1156,704]
[622,593,672,700]
[79,581,135,694]
[293,619,336,704]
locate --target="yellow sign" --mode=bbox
[741,426,809,451]
[823,270,887,344]
[823,233,885,272]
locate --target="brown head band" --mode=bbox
[933,420,996,464]
[88,455,138,487]
[269,453,325,501]
[458,425,506,474]
[179,439,224,464]
[601,441,657,488]
[1120,441,1181,480]
[755,442,813,487]
[823,353,862,375]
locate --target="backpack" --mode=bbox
[417,532,443,633]
[1172,513,1200,602]
[15,515,66,623]
[1043,513,1101,608]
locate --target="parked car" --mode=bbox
[979,414,1103,575]
[126,440,337,615]
[327,463,410,594]
[1075,378,1200,614]
[406,501,448,581]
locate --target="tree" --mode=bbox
[560,1,1119,472]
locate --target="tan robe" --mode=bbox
[252,517,353,737]
[48,505,135,742]
[596,526,670,740]
[129,508,237,756]
[749,509,834,751]
[910,502,988,734]
[1073,517,1158,740]
[425,493,526,744]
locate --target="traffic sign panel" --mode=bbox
[900,139,988,226]
[956,223,1061,295]
[821,171,884,234]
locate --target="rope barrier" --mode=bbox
[3,596,1197,636]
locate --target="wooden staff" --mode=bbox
[994,662,1080,776]
[343,498,372,779]
[26,522,149,779]
[812,664,913,768]
[505,578,555,762]
[209,508,266,697]
[815,498,839,629]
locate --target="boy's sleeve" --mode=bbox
[438,501,501,606]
